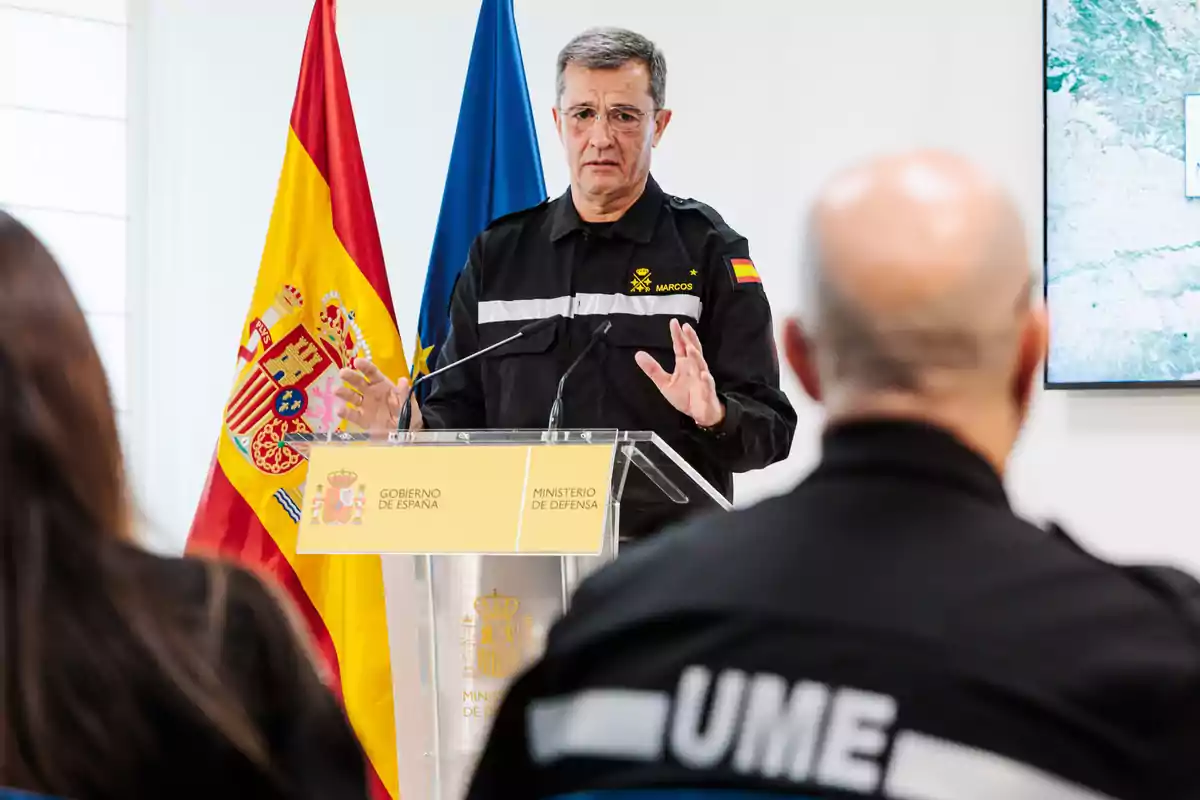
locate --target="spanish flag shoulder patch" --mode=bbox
[726,255,762,287]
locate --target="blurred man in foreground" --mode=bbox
[464,151,1200,800]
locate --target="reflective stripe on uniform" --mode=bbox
[883,732,1116,800]
[478,293,702,324]
[574,292,702,320]
[528,689,670,765]
[477,296,573,324]
[526,687,1117,800]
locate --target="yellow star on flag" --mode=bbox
[412,334,435,379]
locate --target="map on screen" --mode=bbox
[1046,0,1200,386]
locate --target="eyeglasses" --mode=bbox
[560,105,657,133]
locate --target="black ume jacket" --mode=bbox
[465,421,1200,800]
[420,176,796,538]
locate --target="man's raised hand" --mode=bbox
[634,318,725,428]
[335,358,422,432]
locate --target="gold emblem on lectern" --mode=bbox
[461,590,535,680]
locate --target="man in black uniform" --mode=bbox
[337,28,795,539]
[463,152,1200,799]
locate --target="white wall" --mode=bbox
[0,0,129,449]
[128,0,1200,572]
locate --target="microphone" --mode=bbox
[396,315,559,432]
[547,320,612,432]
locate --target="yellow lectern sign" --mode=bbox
[295,441,615,555]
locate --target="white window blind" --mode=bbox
[0,1,128,422]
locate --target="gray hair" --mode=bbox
[556,27,667,109]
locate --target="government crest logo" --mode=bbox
[223,284,376,524]
[309,469,366,526]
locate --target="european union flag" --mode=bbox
[411,0,546,390]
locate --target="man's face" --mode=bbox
[553,60,671,204]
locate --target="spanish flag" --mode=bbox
[185,2,403,798]
[729,257,761,285]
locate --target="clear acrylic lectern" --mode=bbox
[284,428,731,800]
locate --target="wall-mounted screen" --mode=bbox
[1046,0,1200,387]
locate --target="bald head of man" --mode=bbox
[783,150,1046,472]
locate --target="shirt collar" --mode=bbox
[810,418,1011,508]
[549,174,665,243]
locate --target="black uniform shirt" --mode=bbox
[420,175,797,537]
[465,420,1200,800]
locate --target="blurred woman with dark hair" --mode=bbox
[0,210,370,799]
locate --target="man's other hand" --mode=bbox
[335,358,423,432]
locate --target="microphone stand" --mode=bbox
[396,317,558,433]
[546,320,612,437]
[546,320,612,605]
